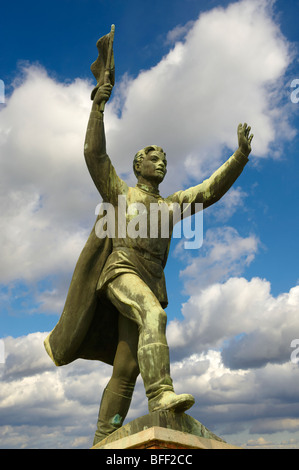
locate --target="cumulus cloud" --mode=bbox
[0,65,96,286]
[165,20,196,45]
[1,333,299,448]
[207,186,248,222]
[167,277,299,371]
[175,226,259,293]
[0,333,147,448]
[106,0,294,193]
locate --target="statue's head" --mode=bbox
[133,145,167,185]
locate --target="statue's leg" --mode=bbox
[93,314,139,446]
[106,274,194,414]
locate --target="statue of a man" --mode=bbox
[45,80,253,445]
[87,81,253,443]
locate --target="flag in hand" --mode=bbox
[90,26,115,100]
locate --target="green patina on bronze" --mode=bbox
[93,410,226,448]
[44,26,254,446]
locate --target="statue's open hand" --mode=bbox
[94,83,113,106]
[238,123,254,157]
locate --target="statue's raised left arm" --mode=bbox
[171,123,254,215]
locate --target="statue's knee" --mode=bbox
[158,308,167,328]
[145,306,167,331]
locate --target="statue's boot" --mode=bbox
[137,342,195,413]
[93,386,133,446]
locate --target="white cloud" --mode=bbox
[167,276,299,371]
[0,332,147,448]
[207,186,248,222]
[177,226,259,293]
[165,20,196,45]
[105,0,294,193]
[0,65,97,286]
[1,333,299,448]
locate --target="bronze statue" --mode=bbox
[44,27,253,445]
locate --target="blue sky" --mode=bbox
[1,0,299,449]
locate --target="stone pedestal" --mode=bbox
[91,411,241,449]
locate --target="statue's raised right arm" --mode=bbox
[84,83,113,162]
[84,83,125,204]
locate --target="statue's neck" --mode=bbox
[136,181,160,196]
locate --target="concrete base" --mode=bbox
[92,425,241,449]
[91,411,242,449]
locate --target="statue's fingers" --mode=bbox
[103,84,112,92]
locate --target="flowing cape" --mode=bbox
[44,219,119,367]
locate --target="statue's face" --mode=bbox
[136,150,167,184]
